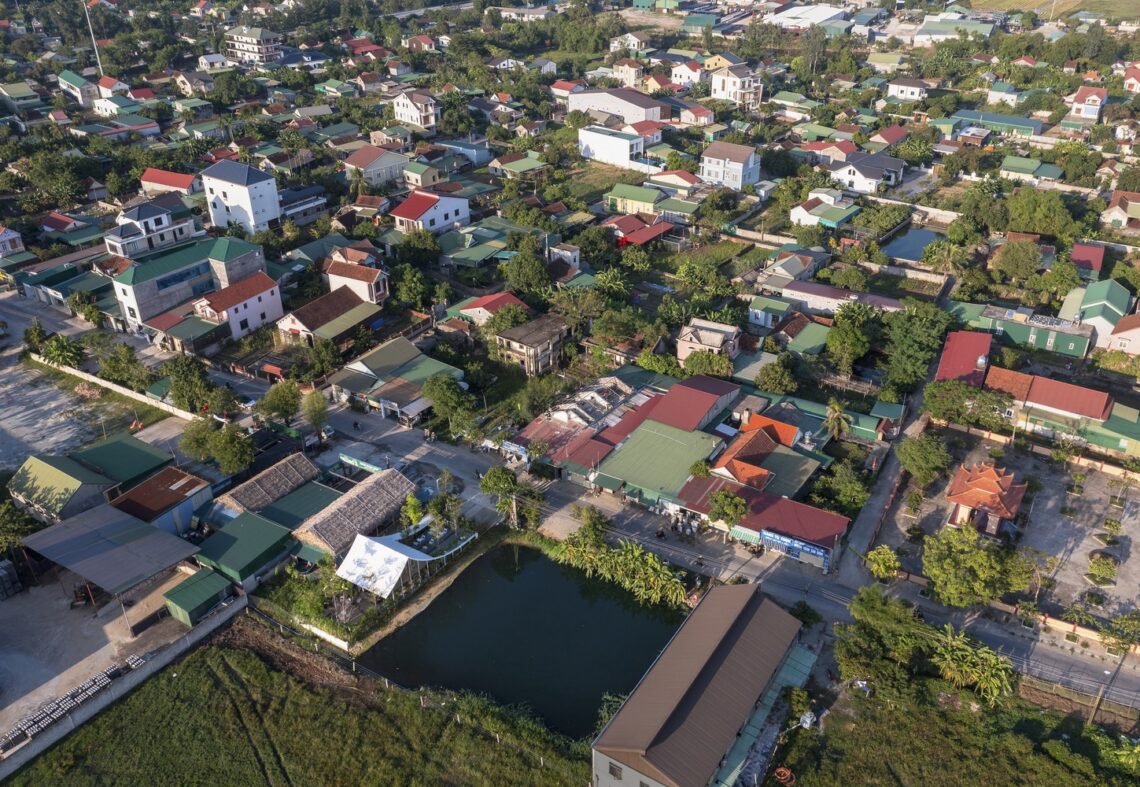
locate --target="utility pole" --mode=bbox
[82,0,105,77]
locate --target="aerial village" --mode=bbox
[2,0,1140,784]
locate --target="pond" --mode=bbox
[358,544,680,738]
[881,226,943,263]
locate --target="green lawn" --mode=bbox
[866,271,943,301]
[658,239,747,273]
[12,633,589,786]
[565,163,645,205]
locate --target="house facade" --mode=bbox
[224,26,283,64]
[677,317,741,363]
[104,202,203,258]
[192,270,283,340]
[495,314,569,376]
[201,159,281,233]
[699,141,761,189]
[392,91,440,132]
[343,145,410,187]
[389,191,470,235]
[710,65,760,109]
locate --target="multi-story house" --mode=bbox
[57,69,97,108]
[1068,86,1107,122]
[343,145,410,188]
[578,126,661,174]
[201,159,280,233]
[112,237,265,331]
[495,314,569,377]
[392,91,440,133]
[0,225,26,258]
[567,89,667,124]
[886,77,928,101]
[609,31,651,53]
[710,65,761,109]
[699,141,761,189]
[671,61,705,87]
[326,260,389,305]
[104,200,204,258]
[827,150,905,194]
[224,26,283,65]
[613,58,644,88]
[389,191,469,235]
[192,270,283,340]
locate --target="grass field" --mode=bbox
[566,163,645,206]
[973,0,1138,18]
[11,621,590,787]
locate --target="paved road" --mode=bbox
[390,1,472,18]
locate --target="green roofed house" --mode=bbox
[329,336,463,424]
[786,322,831,355]
[999,155,1062,184]
[259,481,343,530]
[605,183,664,215]
[58,69,98,108]
[0,81,43,114]
[7,455,115,523]
[1059,279,1133,350]
[948,301,1093,358]
[163,567,232,626]
[596,421,722,505]
[71,433,173,489]
[950,110,1043,138]
[196,512,293,590]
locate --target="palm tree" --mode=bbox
[971,648,1015,707]
[1062,601,1095,633]
[823,399,852,439]
[931,624,974,689]
[40,334,84,368]
[349,166,367,198]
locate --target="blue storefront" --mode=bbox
[730,525,832,573]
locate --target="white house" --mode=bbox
[326,261,389,305]
[827,151,905,194]
[567,89,666,124]
[710,65,760,109]
[140,167,201,197]
[224,25,283,65]
[676,317,741,364]
[671,61,705,87]
[104,201,203,258]
[96,75,130,98]
[389,190,469,235]
[0,225,25,258]
[789,189,860,228]
[699,141,761,189]
[57,70,97,108]
[1068,86,1107,122]
[782,280,903,315]
[609,31,651,53]
[578,125,661,174]
[201,159,281,233]
[392,91,440,132]
[343,145,410,188]
[193,271,282,340]
[886,77,928,101]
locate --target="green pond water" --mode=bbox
[359,544,680,737]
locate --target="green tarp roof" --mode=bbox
[197,512,292,580]
[72,433,171,486]
[163,567,231,612]
[597,421,720,503]
[260,482,342,530]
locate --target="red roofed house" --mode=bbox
[140,167,202,197]
[1109,313,1140,355]
[935,330,992,387]
[1102,191,1140,232]
[1070,86,1108,121]
[677,475,848,572]
[1070,242,1106,281]
[946,463,1027,537]
[343,144,410,188]
[389,190,469,235]
[325,260,389,305]
[985,365,1115,438]
[870,124,909,147]
[1126,66,1140,94]
[649,375,740,432]
[459,292,527,326]
[550,79,586,103]
[193,271,282,340]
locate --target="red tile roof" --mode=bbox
[649,376,738,432]
[1027,376,1112,420]
[1073,86,1107,104]
[984,366,1034,401]
[200,271,276,313]
[1111,313,1140,336]
[1070,243,1105,272]
[623,221,674,246]
[140,167,196,190]
[873,124,909,144]
[462,291,526,315]
[678,476,848,550]
[946,464,1026,519]
[739,413,798,447]
[602,214,649,236]
[935,331,992,386]
[325,261,384,284]
[389,190,439,221]
[598,394,663,446]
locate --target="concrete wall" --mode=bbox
[856,261,949,285]
[28,354,195,421]
[0,597,246,779]
[865,195,961,225]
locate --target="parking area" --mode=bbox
[875,431,1140,616]
[0,569,187,733]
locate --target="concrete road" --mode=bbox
[390,0,472,18]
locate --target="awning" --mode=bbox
[291,541,328,563]
[729,525,761,545]
[592,473,624,492]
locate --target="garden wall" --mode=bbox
[28,354,195,421]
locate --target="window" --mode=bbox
[608,763,623,779]
[127,307,137,318]
[257,295,262,303]
[239,318,249,331]
[260,312,266,321]
[429,218,436,227]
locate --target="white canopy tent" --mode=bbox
[335,533,430,599]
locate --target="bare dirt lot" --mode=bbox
[619,8,683,30]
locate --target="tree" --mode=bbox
[992,240,1042,284]
[480,467,543,528]
[923,527,1029,607]
[620,245,652,274]
[302,391,329,432]
[0,501,41,556]
[922,240,969,273]
[164,356,215,413]
[1005,190,1079,242]
[866,544,901,582]
[594,267,631,300]
[421,373,476,432]
[208,424,255,475]
[1088,554,1117,586]
[23,319,47,352]
[689,460,710,478]
[393,263,430,309]
[482,304,530,345]
[40,334,83,368]
[830,266,868,292]
[502,249,551,294]
[683,350,733,377]
[549,286,606,337]
[1099,611,1140,660]
[896,434,952,487]
[97,343,153,391]
[823,399,852,439]
[826,323,870,376]
[636,349,685,378]
[401,493,425,531]
[1062,601,1095,633]
[755,356,797,394]
[180,417,218,462]
[259,381,302,423]
[708,489,748,527]
[923,380,1012,431]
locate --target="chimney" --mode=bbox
[741,408,752,426]
[976,354,987,371]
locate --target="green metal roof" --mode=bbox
[404,161,434,175]
[1081,278,1131,318]
[593,473,624,492]
[197,512,292,582]
[787,322,830,355]
[115,237,259,286]
[163,567,231,616]
[72,433,172,486]
[750,295,794,315]
[58,69,88,89]
[658,197,699,215]
[312,301,384,340]
[259,482,343,530]
[597,421,720,503]
[605,183,662,205]
[1000,155,1040,175]
[759,445,820,498]
[165,316,225,342]
[8,455,111,515]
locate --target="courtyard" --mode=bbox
[876,431,1140,619]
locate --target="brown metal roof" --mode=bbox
[109,467,208,522]
[594,585,800,787]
